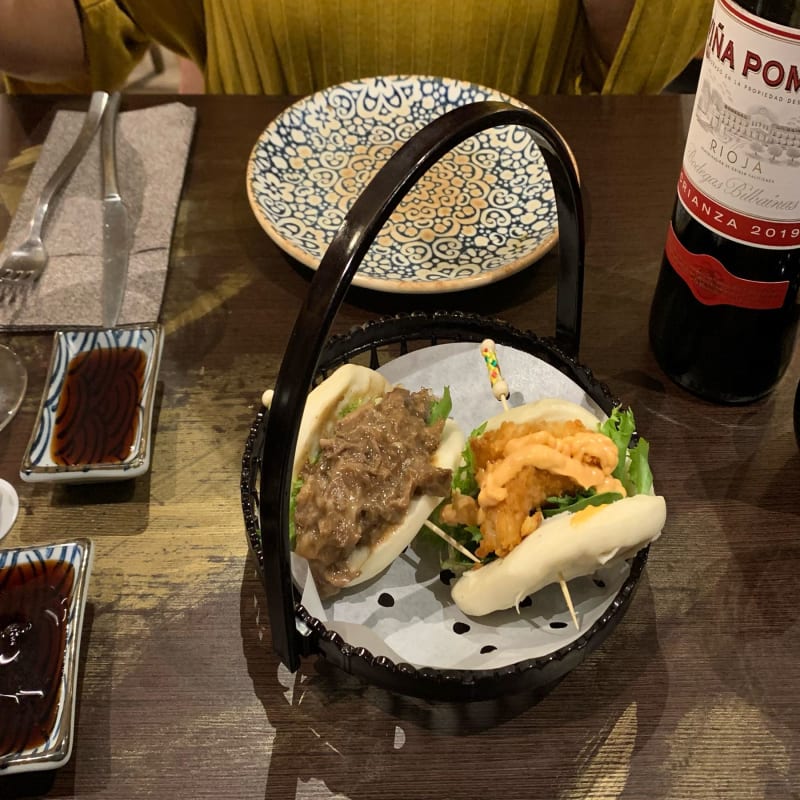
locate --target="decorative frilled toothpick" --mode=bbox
[479,340,580,631]
[480,339,510,412]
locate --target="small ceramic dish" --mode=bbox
[0,538,94,774]
[20,325,163,484]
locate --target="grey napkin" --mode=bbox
[0,102,196,330]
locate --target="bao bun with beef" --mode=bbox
[437,398,666,617]
[283,363,464,596]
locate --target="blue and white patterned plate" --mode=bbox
[0,539,94,774]
[247,75,559,293]
[20,325,163,484]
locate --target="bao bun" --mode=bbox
[293,364,464,587]
[450,398,666,616]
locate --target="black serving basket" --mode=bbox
[240,101,651,702]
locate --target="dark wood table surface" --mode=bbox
[0,92,798,800]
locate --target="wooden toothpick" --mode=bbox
[558,573,580,631]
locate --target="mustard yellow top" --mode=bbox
[7,0,712,95]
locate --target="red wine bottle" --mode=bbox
[649,0,800,404]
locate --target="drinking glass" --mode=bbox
[0,344,27,431]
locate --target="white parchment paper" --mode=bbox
[295,342,633,671]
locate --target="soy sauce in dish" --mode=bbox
[0,559,75,756]
[52,346,146,466]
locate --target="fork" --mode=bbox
[0,91,109,287]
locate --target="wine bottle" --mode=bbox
[649,0,800,404]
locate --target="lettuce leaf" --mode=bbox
[628,437,653,496]
[598,407,636,484]
[598,406,654,496]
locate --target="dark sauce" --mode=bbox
[0,559,75,756]
[52,346,146,466]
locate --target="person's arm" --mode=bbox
[0,0,87,83]
[581,0,637,65]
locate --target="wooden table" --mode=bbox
[0,93,798,800]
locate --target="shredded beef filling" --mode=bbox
[294,387,451,594]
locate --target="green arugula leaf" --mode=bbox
[440,549,496,573]
[425,498,484,571]
[426,386,453,426]
[543,487,595,513]
[459,523,483,543]
[542,489,624,518]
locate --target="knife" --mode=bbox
[101,92,129,328]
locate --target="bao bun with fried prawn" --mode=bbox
[436,398,666,617]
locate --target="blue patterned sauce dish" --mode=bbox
[20,325,163,484]
[0,539,93,774]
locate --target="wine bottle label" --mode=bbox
[665,223,790,308]
[680,0,800,250]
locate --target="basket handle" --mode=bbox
[260,100,585,670]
